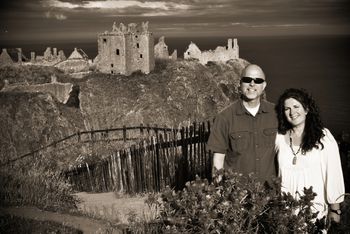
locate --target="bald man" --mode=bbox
[207,64,278,183]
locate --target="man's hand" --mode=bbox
[212,153,225,183]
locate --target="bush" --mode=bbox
[0,166,78,212]
[145,170,330,233]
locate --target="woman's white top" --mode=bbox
[275,128,345,219]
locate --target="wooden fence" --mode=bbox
[65,121,212,193]
[1,124,182,167]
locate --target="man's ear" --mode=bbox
[263,81,267,90]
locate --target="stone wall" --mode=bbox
[55,59,89,74]
[32,47,66,66]
[0,49,15,66]
[154,36,169,59]
[55,48,90,74]
[184,42,202,60]
[184,39,239,65]
[1,77,73,104]
[154,36,177,60]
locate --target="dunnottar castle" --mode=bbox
[0,22,239,76]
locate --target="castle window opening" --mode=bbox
[111,70,114,74]
[103,38,107,43]
[111,64,114,67]
[116,49,120,55]
[187,52,190,55]
[135,35,138,38]
[140,54,143,58]
[137,43,139,48]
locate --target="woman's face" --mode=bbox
[283,98,308,128]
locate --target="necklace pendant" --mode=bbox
[292,156,297,165]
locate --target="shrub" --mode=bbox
[154,59,170,73]
[0,166,78,212]
[145,170,329,233]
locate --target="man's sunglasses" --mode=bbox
[241,77,265,84]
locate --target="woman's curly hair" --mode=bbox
[275,88,324,153]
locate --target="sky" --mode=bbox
[0,0,350,43]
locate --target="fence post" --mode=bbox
[147,123,150,135]
[158,133,165,190]
[123,125,127,142]
[204,121,211,180]
[86,162,94,191]
[176,127,188,190]
[116,151,123,193]
[140,123,144,136]
[154,124,158,136]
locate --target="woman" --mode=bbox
[275,88,345,223]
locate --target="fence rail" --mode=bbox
[65,121,212,193]
[0,124,185,167]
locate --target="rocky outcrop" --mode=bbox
[0,92,84,165]
[1,77,73,104]
[79,58,248,130]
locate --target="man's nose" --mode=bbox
[249,80,256,85]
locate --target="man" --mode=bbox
[207,64,278,183]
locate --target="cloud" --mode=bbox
[45,11,67,20]
[44,0,189,10]
[249,23,320,28]
[44,0,80,9]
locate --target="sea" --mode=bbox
[2,35,350,137]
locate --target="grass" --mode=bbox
[0,214,83,234]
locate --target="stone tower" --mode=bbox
[154,36,169,59]
[95,21,155,75]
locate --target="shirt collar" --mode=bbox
[236,99,270,115]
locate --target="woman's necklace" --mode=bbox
[289,130,302,165]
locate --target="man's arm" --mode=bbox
[213,153,225,182]
[213,153,225,170]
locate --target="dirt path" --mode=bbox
[74,192,149,223]
[1,192,149,233]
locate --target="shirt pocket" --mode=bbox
[230,131,250,152]
[262,128,277,147]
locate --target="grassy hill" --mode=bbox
[0,58,248,167]
[80,59,248,129]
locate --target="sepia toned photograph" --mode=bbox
[1,0,349,233]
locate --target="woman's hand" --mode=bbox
[328,208,341,223]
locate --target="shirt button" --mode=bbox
[255,144,258,148]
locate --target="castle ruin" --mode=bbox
[184,38,239,65]
[33,47,66,65]
[0,48,28,66]
[55,48,90,75]
[154,36,177,60]
[94,21,155,76]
